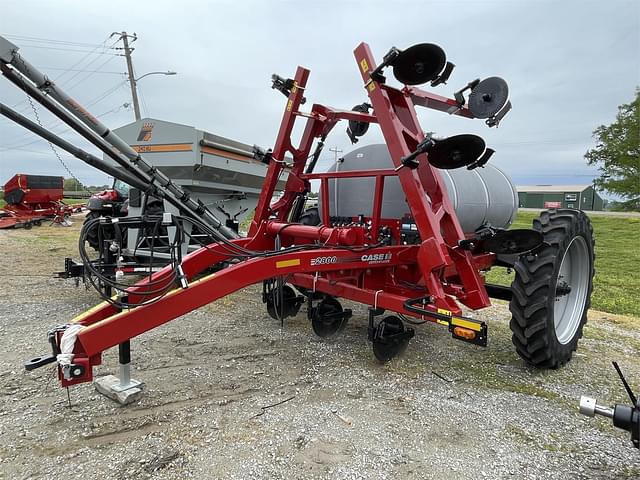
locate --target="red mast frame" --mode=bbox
[42,42,498,388]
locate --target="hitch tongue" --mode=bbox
[24,353,56,371]
[24,324,64,371]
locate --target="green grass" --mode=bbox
[0,197,87,208]
[62,198,88,205]
[486,211,640,317]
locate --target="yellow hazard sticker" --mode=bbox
[451,317,482,332]
[71,300,111,323]
[287,100,293,112]
[437,308,452,316]
[276,258,301,269]
[291,85,297,94]
[360,59,369,73]
[368,82,376,92]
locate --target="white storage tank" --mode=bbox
[324,143,518,233]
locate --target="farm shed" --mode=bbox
[516,185,604,211]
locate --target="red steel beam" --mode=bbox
[405,87,474,118]
[74,245,419,357]
[353,42,490,311]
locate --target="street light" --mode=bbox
[135,71,177,82]
[129,71,177,121]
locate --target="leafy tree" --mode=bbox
[585,89,640,211]
[63,177,83,191]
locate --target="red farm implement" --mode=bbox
[0,174,81,229]
[0,36,595,405]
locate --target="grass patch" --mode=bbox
[0,198,87,208]
[449,356,559,400]
[486,211,640,317]
[63,198,88,205]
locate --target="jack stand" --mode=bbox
[94,340,144,405]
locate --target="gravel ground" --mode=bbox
[0,220,639,479]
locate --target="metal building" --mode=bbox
[516,185,604,211]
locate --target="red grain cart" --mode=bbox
[0,174,79,229]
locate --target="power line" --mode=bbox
[6,44,120,55]
[138,84,150,118]
[0,146,67,156]
[50,37,120,84]
[7,34,118,112]
[4,39,124,145]
[3,78,127,147]
[0,102,130,151]
[2,78,129,149]
[23,93,91,193]
[35,66,125,75]
[2,33,112,48]
[85,80,129,107]
[65,53,120,91]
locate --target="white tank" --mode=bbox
[324,144,518,233]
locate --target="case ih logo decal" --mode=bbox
[361,252,392,264]
[136,122,155,142]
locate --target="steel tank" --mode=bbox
[324,143,518,233]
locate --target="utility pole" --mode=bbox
[329,147,343,164]
[116,31,141,121]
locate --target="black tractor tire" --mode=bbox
[509,209,595,368]
[141,201,168,249]
[83,211,128,252]
[299,207,320,226]
[82,211,102,251]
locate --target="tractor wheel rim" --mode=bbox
[554,235,589,344]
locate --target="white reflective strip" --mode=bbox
[374,290,383,310]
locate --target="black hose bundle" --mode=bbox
[79,210,386,310]
[78,214,182,309]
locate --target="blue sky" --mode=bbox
[1,0,638,197]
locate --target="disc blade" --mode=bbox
[484,229,543,254]
[427,134,486,169]
[392,43,446,85]
[468,77,509,119]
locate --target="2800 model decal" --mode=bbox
[310,255,338,266]
[309,252,393,267]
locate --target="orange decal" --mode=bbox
[131,143,193,153]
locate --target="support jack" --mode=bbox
[94,340,144,405]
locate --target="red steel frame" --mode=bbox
[52,42,497,387]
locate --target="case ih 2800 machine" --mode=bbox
[0,35,637,448]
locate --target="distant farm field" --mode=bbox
[0,198,87,209]
[486,211,640,317]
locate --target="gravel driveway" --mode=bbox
[0,221,639,479]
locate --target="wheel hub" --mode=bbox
[554,236,590,345]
